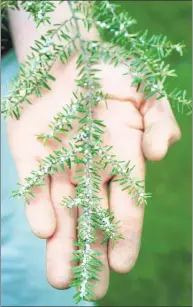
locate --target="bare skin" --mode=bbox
[7,4,181,300]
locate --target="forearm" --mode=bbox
[8,1,99,63]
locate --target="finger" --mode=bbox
[46,174,77,289]
[18,158,56,239]
[109,182,144,274]
[140,96,181,161]
[78,184,109,301]
[108,129,145,273]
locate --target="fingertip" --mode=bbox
[108,243,139,274]
[26,199,56,239]
[109,260,136,274]
[142,115,181,162]
[46,241,73,290]
[92,280,109,301]
[47,273,71,290]
[31,220,56,239]
[142,134,168,162]
[170,124,182,144]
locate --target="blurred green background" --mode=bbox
[98,1,192,306]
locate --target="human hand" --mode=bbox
[7,55,181,300]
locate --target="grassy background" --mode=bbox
[98,1,192,306]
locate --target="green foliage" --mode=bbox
[2,0,191,303]
[2,0,57,25]
[2,20,77,118]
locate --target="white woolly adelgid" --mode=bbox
[2,0,191,303]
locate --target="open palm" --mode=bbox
[7,55,181,299]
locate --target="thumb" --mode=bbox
[140,97,181,161]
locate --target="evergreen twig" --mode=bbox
[2,0,191,303]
